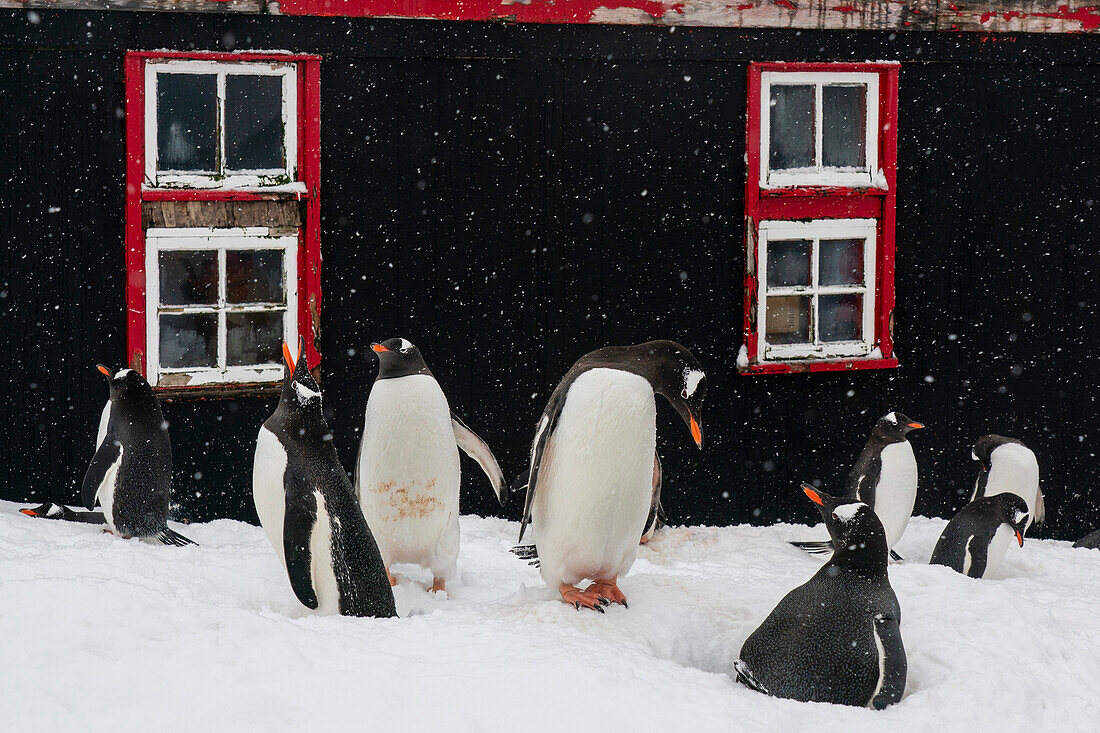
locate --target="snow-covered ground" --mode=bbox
[2,499,1099,733]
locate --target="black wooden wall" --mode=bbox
[1,11,1097,539]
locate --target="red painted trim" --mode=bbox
[300,58,323,371]
[129,51,322,62]
[124,53,147,375]
[141,189,307,202]
[279,0,684,22]
[741,61,899,376]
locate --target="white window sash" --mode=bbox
[756,218,877,362]
[144,60,298,189]
[760,71,880,189]
[145,227,299,387]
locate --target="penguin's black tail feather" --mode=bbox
[733,661,768,695]
[789,540,835,555]
[510,544,540,567]
[889,549,904,562]
[156,527,197,547]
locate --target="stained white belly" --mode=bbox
[532,368,656,587]
[874,441,918,549]
[983,444,1041,530]
[253,426,289,567]
[310,491,341,615]
[356,375,460,570]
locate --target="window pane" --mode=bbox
[226,250,284,304]
[819,238,865,286]
[159,250,218,306]
[822,85,866,168]
[160,313,217,368]
[819,294,863,342]
[225,75,284,171]
[226,311,283,366]
[157,74,217,172]
[769,85,814,171]
[766,295,811,345]
[767,240,812,288]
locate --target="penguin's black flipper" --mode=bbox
[451,413,508,507]
[20,503,107,524]
[283,488,319,610]
[869,613,907,710]
[889,549,905,562]
[510,544,540,567]
[519,391,567,542]
[81,439,121,511]
[156,527,196,547]
[789,540,835,555]
[733,660,769,694]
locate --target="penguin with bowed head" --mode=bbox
[75,365,194,545]
[930,494,1028,579]
[792,411,923,561]
[737,484,906,709]
[515,340,706,611]
[355,337,506,595]
[252,341,396,618]
[971,435,1045,533]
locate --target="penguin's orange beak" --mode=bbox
[802,485,824,506]
[908,422,924,429]
[371,343,389,353]
[282,342,295,372]
[1015,530,1025,547]
[96,365,111,377]
[689,414,703,449]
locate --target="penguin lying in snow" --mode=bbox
[737,484,906,709]
[253,341,396,618]
[971,435,1045,533]
[355,338,506,594]
[792,411,922,561]
[20,502,107,523]
[515,340,706,611]
[930,494,1028,578]
[73,366,194,546]
[1074,530,1100,549]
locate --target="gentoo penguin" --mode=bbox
[972,435,1045,532]
[929,494,1028,578]
[517,340,706,611]
[1073,530,1100,550]
[80,365,193,546]
[354,338,506,594]
[736,484,906,709]
[253,342,396,618]
[792,411,922,560]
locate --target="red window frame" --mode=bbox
[741,61,900,376]
[123,51,323,393]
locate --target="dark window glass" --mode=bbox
[766,295,811,345]
[819,239,865,286]
[159,250,218,306]
[226,312,283,366]
[822,85,866,168]
[157,74,217,172]
[819,294,863,342]
[159,313,218,368]
[225,75,284,171]
[767,240,812,288]
[769,85,814,171]
[226,250,284,304]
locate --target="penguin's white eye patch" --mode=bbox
[294,382,322,404]
[884,411,898,424]
[115,368,133,379]
[399,338,413,353]
[1013,510,1029,524]
[832,503,863,522]
[683,369,705,398]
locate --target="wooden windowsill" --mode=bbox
[739,356,899,376]
[155,382,283,400]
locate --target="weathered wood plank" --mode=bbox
[945,0,1100,32]
[0,0,261,12]
[142,200,302,228]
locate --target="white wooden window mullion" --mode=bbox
[217,247,227,371]
[810,234,820,345]
[813,83,823,169]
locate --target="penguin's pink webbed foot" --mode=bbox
[587,579,627,608]
[558,584,604,612]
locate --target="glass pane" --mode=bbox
[819,294,864,342]
[226,250,284,304]
[766,295,811,345]
[226,311,283,366]
[159,250,218,306]
[767,240,812,288]
[822,85,867,168]
[159,313,217,368]
[769,85,814,171]
[225,75,284,171]
[157,73,217,172]
[819,238,865,286]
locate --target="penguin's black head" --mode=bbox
[991,493,1030,547]
[96,364,155,403]
[279,338,323,412]
[801,483,888,569]
[873,411,924,443]
[371,337,433,380]
[971,434,1025,471]
[636,340,706,450]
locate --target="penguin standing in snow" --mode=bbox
[930,494,1029,578]
[355,338,506,594]
[252,342,396,618]
[78,365,193,546]
[736,484,906,709]
[516,340,706,611]
[793,411,922,560]
[971,435,1045,533]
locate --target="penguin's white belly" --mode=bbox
[982,525,1014,578]
[533,369,656,587]
[983,444,1041,530]
[873,442,918,549]
[252,427,289,567]
[357,375,460,573]
[310,491,342,615]
[97,444,124,532]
